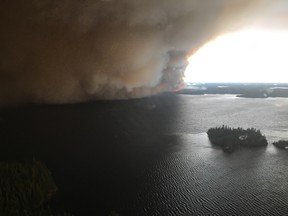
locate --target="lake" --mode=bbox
[0,94,287,215]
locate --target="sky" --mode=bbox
[0,0,288,105]
[184,29,288,83]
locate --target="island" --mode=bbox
[273,140,288,149]
[207,125,268,153]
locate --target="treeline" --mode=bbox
[237,88,288,98]
[273,140,288,149]
[207,125,268,152]
[0,160,74,216]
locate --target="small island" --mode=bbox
[273,140,288,149]
[207,125,268,153]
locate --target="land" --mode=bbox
[207,126,268,153]
[179,83,288,98]
[273,140,288,149]
[0,160,73,216]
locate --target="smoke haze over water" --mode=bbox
[0,0,287,105]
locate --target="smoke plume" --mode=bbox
[0,0,286,105]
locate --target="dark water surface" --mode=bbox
[0,95,288,215]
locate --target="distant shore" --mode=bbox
[179,83,288,98]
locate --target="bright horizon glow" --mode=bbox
[184,29,288,83]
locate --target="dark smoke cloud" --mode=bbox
[0,0,287,105]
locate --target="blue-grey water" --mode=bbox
[0,94,288,215]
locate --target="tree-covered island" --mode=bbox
[207,125,268,153]
[273,140,288,149]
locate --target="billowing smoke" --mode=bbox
[0,0,286,105]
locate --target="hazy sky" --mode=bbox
[1,0,288,105]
